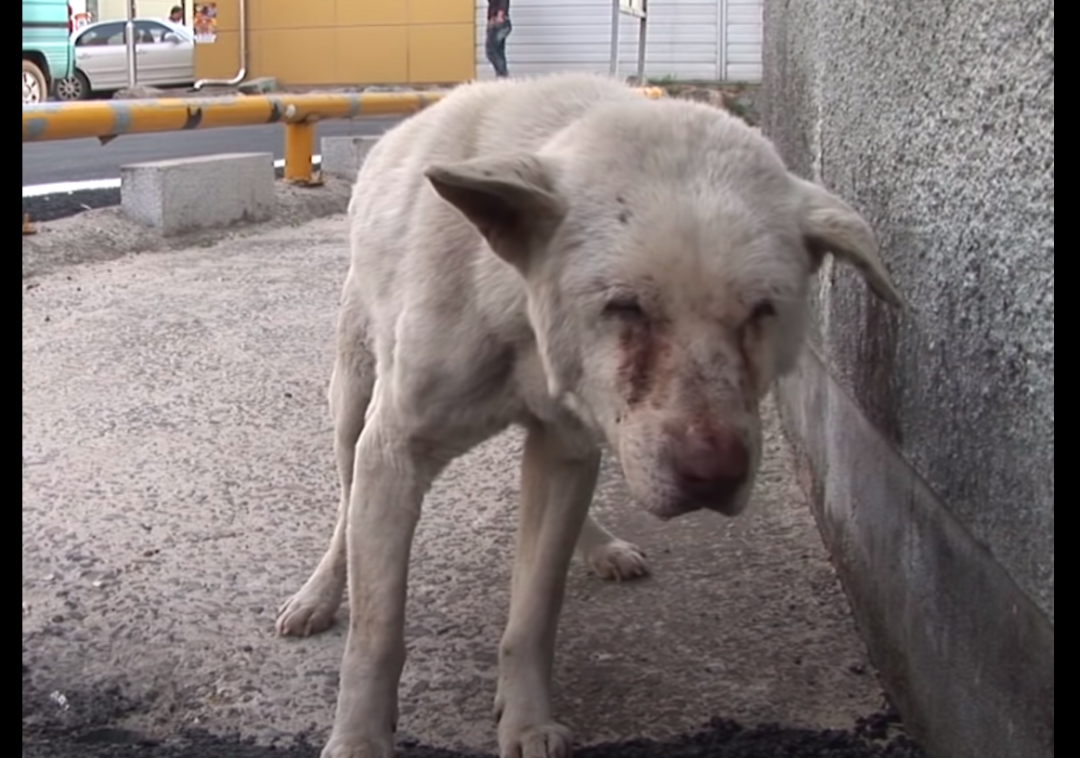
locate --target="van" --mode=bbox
[23,0,76,104]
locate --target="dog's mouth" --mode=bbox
[645,484,746,520]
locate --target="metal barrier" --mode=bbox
[22,88,668,185]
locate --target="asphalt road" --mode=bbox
[21,117,403,186]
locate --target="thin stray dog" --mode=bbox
[275,74,904,758]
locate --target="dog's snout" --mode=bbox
[670,425,748,504]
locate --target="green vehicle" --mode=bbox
[22,0,75,104]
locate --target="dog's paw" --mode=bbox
[499,723,573,758]
[582,538,650,581]
[319,734,394,758]
[275,587,340,637]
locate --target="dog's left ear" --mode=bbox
[791,176,905,309]
[425,154,566,271]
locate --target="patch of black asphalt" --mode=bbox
[23,717,926,758]
[23,188,122,223]
[23,671,925,758]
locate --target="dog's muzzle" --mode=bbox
[648,423,751,519]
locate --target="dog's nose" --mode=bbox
[671,425,749,504]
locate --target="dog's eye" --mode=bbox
[603,299,645,319]
[749,301,776,322]
[602,298,646,320]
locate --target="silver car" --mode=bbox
[54,18,195,100]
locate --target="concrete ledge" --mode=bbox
[120,152,275,236]
[320,135,380,181]
[776,350,1054,758]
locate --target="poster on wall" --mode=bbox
[193,3,217,42]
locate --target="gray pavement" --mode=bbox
[22,118,402,185]
[22,209,910,756]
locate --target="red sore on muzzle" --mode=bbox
[664,422,750,516]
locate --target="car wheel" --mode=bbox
[22,60,48,104]
[54,70,90,101]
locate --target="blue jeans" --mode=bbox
[485,19,512,77]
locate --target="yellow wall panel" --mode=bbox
[253,0,335,30]
[194,0,475,86]
[193,32,241,80]
[211,0,240,32]
[256,29,337,84]
[245,28,264,79]
[336,0,407,26]
[337,26,410,85]
[95,0,123,20]
[245,0,263,30]
[408,0,473,25]
[408,24,475,83]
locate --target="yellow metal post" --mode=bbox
[284,122,317,185]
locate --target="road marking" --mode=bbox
[23,177,121,197]
[22,156,322,198]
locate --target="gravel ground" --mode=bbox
[23,204,927,758]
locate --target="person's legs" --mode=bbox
[485,24,499,74]
[488,19,511,77]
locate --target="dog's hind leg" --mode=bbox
[277,302,375,638]
[575,513,650,581]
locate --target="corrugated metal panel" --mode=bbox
[473,0,761,82]
[724,0,762,81]
[474,0,720,80]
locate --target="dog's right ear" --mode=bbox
[425,154,566,271]
[791,176,905,310]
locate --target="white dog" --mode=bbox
[275,73,903,758]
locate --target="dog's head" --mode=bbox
[426,99,903,520]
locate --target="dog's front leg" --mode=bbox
[321,417,443,758]
[495,423,599,758]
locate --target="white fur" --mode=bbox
[274,73,901,758]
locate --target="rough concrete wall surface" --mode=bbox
[762,1,1053,757]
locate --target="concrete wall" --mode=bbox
[193,0,475,86]
[761,2,1054,758]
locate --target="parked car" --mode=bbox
[23,0,76,104]
[54,18,195,101]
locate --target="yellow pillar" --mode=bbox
[283,122,317,184]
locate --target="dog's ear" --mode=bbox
[425,154,566,270]
[791,176,905,309]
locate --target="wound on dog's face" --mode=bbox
[538,207,806,522]
[616,316,658,406]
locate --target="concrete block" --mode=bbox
[121,152,275,236]
[238,76,279,95]
[112,85,167,100]
[320,135,380,181]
